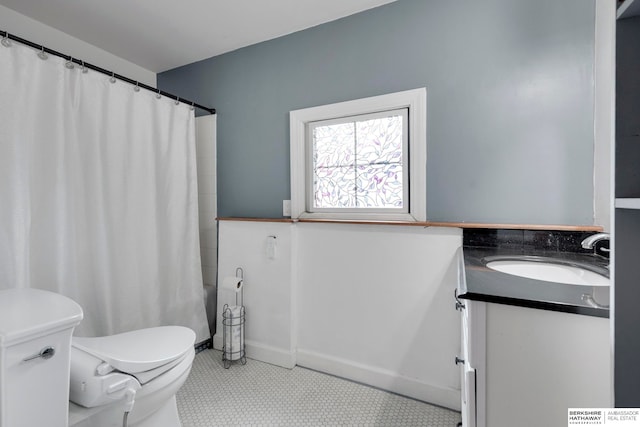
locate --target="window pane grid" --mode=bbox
[309,109,407,211]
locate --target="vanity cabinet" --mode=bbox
[458,300,611,427]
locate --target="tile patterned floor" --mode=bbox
[177,349,461,426]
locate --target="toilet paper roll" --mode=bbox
[223,305,244,361]
[221,276,244,293]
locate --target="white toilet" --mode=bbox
[0,288,83,427]
[68,326,196,427]
[0,288,197,427]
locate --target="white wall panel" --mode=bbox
[296,223,462,409]
[216,220,462,408]
[215,221,295,368]
[196,116,217,287]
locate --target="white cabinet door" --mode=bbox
[460,362,476,427]
[458,297,486,427]
[459,294,484,427]
[485,303,611,427]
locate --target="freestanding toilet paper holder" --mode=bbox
[222,267,246,368]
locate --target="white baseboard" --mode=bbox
[296,349,461,411]
[213,334,296,369]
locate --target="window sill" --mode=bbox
[216,217,603,231]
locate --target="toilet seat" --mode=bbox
[69,326,196,409]
[72,326,195,373]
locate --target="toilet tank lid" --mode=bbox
[0,288,84,347]
[72,326,195,373]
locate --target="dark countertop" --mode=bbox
[458,247,610,318]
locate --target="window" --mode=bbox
[290,88,426,221]
[309,109,408,212]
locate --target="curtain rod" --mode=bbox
[1,30,216,115]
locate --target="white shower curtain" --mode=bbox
[0,41,209,341]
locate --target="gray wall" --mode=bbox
[159,0,596,224]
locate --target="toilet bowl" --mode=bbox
[68,326,196,427]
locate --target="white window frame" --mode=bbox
[289,88,427,221]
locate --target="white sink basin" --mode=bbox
[486,259,609,286]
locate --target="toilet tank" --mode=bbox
[0,288,83,427]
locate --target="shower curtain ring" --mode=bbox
[37,46,48,60]
[81,60,88,73]
[134,82,140,92]
[109,72,116,84]
[1,32,12,48]
[156,89,162,99]
[175,97,180,106]
[190,102,195,111]
[65,57,75,69]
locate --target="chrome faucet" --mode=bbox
[581,233,610,250]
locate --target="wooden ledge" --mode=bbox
[216,217,603,232]
[216,217,295,223]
